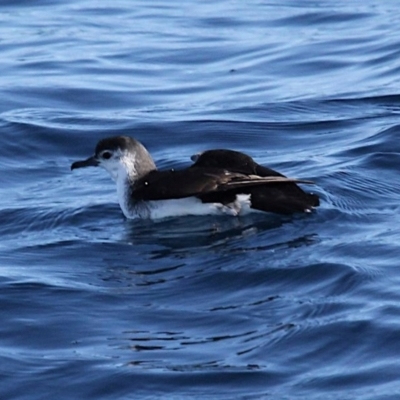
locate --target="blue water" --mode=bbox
[1,1,400,399]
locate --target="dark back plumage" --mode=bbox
[190,149,319,214]
[191,149,283,177]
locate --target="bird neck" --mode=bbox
[115,156,155,218]
[115,159,137,218]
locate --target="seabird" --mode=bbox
[71,136,319,219]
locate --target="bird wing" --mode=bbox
[132,168,314,201]
[190,149,285,177]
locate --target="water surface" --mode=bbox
[1,1,400,399]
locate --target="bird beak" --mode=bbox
[71,156,99,170]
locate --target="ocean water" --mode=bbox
[1,1,400,399]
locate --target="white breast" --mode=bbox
[147,197,222,219]
[120,194,255,220]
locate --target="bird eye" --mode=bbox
[102,151,112,160]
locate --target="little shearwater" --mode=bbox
[71,136,320,219]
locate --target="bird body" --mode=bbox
[71,136,319,219]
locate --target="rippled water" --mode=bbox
[1,1,400,399]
